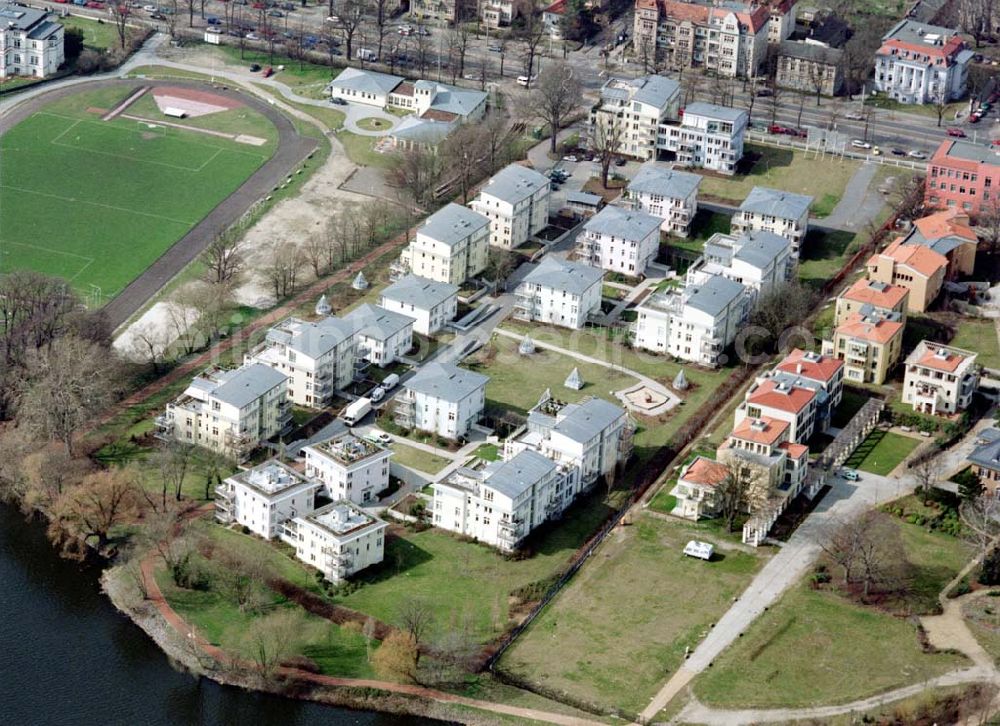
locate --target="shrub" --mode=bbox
[980,548,1000,586]
[948,576,972,599]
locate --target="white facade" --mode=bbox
[378,275,458,336]
[470,164,551,250]
[400,203,490,286]
[304,433,392,506]
[578,205,661,276]
[873,19,971,105]
[394,362,488,439]
[344,304,413,368]
[903,341,979,415]
[685,231,793,299]
[624,163,701,236]
[589,75,681,161]
[513,256,604,330]
[285,502,388,583]
[246,316,356,408]
[214,459,319,540]
[730,186,812,258]
[660,102,748,175]
[432,449,578,552]
[157,364,290,461]
[0,5,64,79]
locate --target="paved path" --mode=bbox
[823,162,880,231]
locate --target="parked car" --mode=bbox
[488,44,502,52]
[840,468,860,481]
[947,127,967,137]
[755,87,772,97]
[851,139,871,149]
[562,154,578,162]
[908,149,928,158]
[249,63,262,72]
[142,3,157,9]
[369,386,385,403]
[769,124,792,135]
[330,97,348,105]
[890,147,906,156]
[370,430,392,445]
[267,9,283,16]
[262,66,274,78]
[381,373,400,390]
[206,14,221,24]
[615,156,627,166]
[516,75,537,86]
[845,111,864,120]
[150,11,165,18]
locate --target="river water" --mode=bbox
[0,504,439,726]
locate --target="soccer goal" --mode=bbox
[134,120,168,140]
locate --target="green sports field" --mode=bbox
[0,86,277,301]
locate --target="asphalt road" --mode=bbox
[0,77,317,331]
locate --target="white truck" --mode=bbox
[380,373,400,390]
[341,397,372,426]
[356,48,377,62]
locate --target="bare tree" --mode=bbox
[125,320,169,374]
[240,608,321,676]
[164,299,200,356]
[214,538,275,613]
[961,494,1000,560]
[592,111,626,187]
[530,61,582,154]
[910,453,943,493]
[48,467,142,554]
[716,459,757,531]
[414,30,431,76]
[302,233,329,279]
[387,147,444,207]
[821,510,903,599]
[21,445,91,515]
[976,195,1000,256]
[441,124,487,204]
[481,110,511,174]
[265,241,304,301]
[517,0,546,88]
[156,440,195,506]
[108,2,131,51]
[336,0,367,62]
[398,597,435,665]
[958,0,997,48]
[371,0,391,60]
[201,231,245,286]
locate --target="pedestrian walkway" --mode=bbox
[823,162,880,231]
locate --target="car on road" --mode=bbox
[890,147,906,156]
[488,44,502,52]
[246,32,261,40]
[851,139,871,149]
[249,63,262,72]
[845,111,864,120]
[267,9,283,16]
[615,156,627,166]
[262,66,274,78]
[840,468,861,481]
[150,11,165,18]
[330,97,348,105]
[142,3,156,9]
[371,431,393,445]
[872,146,882,156]
[755,87,772,97]
[970,113,982,123]
[398,24,413,35]
[908,149,928,158]
[947,127,967,137]
[562,154,578,162]
[516,75,537,86]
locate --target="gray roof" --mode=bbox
[584,205,661,241]
[380,274,458,310]
[942,140,1000,164]
[26,19,60,40]
[418,203,490,247]
[483,449,556,499]
[267,316,355,359]
[344,303,413,342]
[329,67,403,96]
[631,74,681,108]
[519,255,604,296]
[778,39,843,64]
[210,363,287,408]
[628,163,702,199]
[552,397,625,443]
[415,79,488,118]
[683,102,749,125]
[902,226,969,256]
[882,18,961,46]
[969,428,1000,472]
[566,191,603,206]
[0,5,46,31]
[390,115,454,145]
[738,186,813,219]
[407,362,487,402]
[480,164,550,205]
[685,274,746,316]
[733,231,790,269]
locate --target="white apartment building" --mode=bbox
[394,362,488,439]
[0,5,64,79]
[660,102,748,175]
[399,203,490,286]
[734,376,819,444]
[589,74,681,161]
[685,230,792,299]
[767,0,798,45]
[378,274,459,336]
[873,19,972,105]
[470,164,551,250]
[903,341,979,415]
[624,163,701,236]
[303,432,393,506]
[731,186,813,258]
[156,363,290,461]
[284,502,388,583]
[344,304,413,368]
[632,274,749,367]
[246,316,356,408]
[214,459,319,539]
[480,0,516,28]
[505,394,633,488]
[577,205,661,276]
[514,256,604,330]
[432,449,578,552]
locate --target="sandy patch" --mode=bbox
[234,134,268,146]
[114,300,200,362]
[152,86,242,116]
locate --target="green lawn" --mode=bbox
[214,44,342,88]
[843,430,920,475]
[798,229,860,289]
[61,14,121,52]
[356,117,392,132]
[660,209,730,258]
[338,130,394,168]
[474,443,500,461]
[831,387,869,429]
[391,442,451,474]
[339,492,618,642]
[696,144,859,210]
[648,491,677,514]
[0,86,276,299]
[125,92,279,143]
[951,318,1000,371]
[250,84,346,132]
[693,582,969,709]
[499,512,764,714]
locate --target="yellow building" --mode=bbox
[866,237,948,313]
[822,310,904,385]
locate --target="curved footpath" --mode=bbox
[134,532,606,726]
[0,76,318,331]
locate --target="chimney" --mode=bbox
[796,363,803,374]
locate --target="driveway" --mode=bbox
[341,102,399,136]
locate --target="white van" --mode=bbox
[381,373,400,390]
[516,74,537,86]
[357,48,378,62]
[370,387,385,403]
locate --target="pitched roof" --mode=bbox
[905,208,978,256]
[391,115,455,145]
[778,39,844,63]
[970,428,1000,471]
[551,398,625,443]
[417,203,490,247]
[329,67,403,96]
[878,19,965,63]
[380,274,459,309]
[415,80,488,118]
[775,348,844,384]
[266,316,355,359]
[778,441,809,459]
[840,278,910,310]
[680,456,730,488]
[628,163,702,199]
[685,274,747,316]
[584,205,662,241]
[747,378,818,414]
[835,311,904,345]
[479,164,550,204]
[520,256,604,296]
[732,230,790,270]
[683,102,750,125]
[208,363,287,408]
[730,416,789,446]
[907,340,977,373]
[484,449,556,499]
[343,303,413,342]
[0,5,47,31]
[407,362,487,402]
[876,238,948,278]
[738,186,813,220]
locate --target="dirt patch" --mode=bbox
[86,106,107,115]
[152,85,243,115]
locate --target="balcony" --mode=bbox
[153,414,175,442]
[394,395,416,427]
